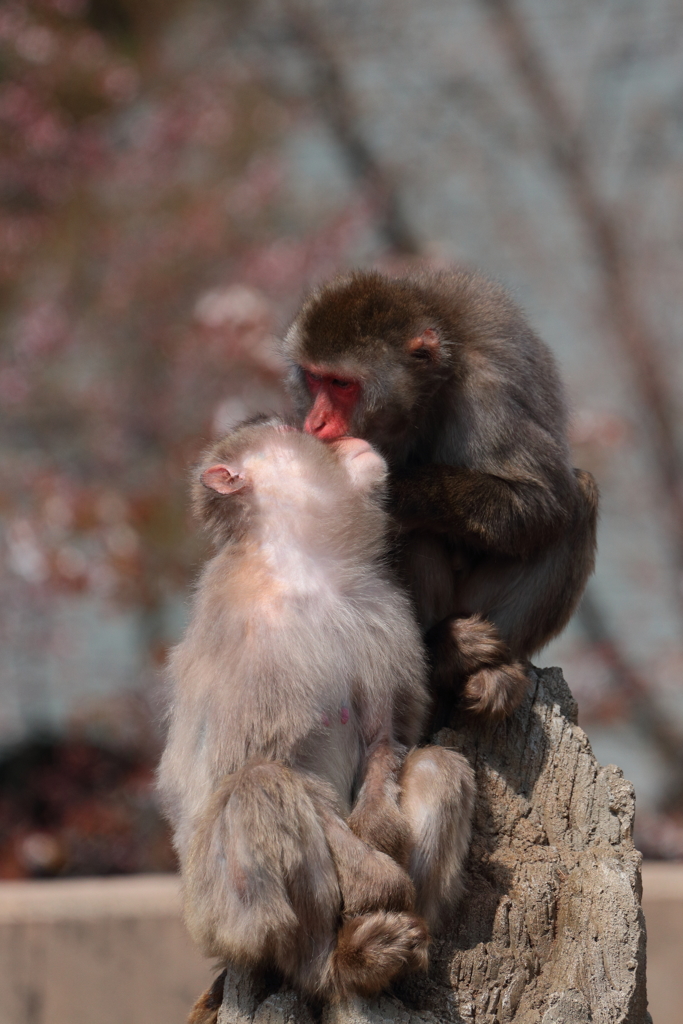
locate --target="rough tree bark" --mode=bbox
[204,667,649,1024]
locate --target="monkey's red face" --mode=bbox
[303,369,362,440]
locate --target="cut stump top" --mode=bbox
[217,667,650,1024]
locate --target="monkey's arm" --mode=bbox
[347,739,412,868]
[390,464,576,559]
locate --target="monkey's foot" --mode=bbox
[331,912,429,999]
[448,614,508,675]
[430,615,529,719]
[462,660,529,719]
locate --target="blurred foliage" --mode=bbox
[2,0,683,868]
[0,0,370,874]
[0,734,175,877]
[0,2,352,880]
[0,0,366,616]
[1,0,283,620]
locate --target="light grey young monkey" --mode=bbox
[157,419,474,1005]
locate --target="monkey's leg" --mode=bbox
[319,795,416,915]
[311,796,429,998]
[477,468,598,658]
[186,764,427,1002]
[346,739,412,866]
[399,746,475,932]
[430,469,598,719]
[330,911,429,999]
[183,761,341,998]
[460,468,597,680]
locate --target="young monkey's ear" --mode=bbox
[201,464,247,495]
[406,327,440,361]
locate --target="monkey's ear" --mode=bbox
[201,464,247,495]
[406,327,440,361]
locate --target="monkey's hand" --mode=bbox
[348,739,412,868]
[390,464,572,558]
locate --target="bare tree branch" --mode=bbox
[577,588,683,803]
[481,0,683,627]
[280,0,421,256]
[281,0,683,807]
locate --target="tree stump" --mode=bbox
[211,667,649,1024]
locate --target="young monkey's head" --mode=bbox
[193,418,388,552]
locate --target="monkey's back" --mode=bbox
[157,543,428,856]
[384,270,574,496]
[414,270,569,452]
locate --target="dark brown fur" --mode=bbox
[285,269,598,720]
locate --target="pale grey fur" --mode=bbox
[157,422,474,1001]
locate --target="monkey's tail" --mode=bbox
[187,970,226,1024]
[187,912,429,1018]
[328,911,429,1000]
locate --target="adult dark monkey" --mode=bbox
[284,269,598,721]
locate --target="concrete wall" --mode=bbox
[642,862,683,1024]
[0,865,679,1023]
[0,875,210,1024]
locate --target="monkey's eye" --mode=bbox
[332,379,352,389]
[304,370,323,392]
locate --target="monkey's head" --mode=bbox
[284,271,452,459]
[193,417,389,553]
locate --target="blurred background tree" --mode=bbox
[1,0,683,874]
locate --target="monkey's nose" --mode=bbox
[304,412,327,435]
